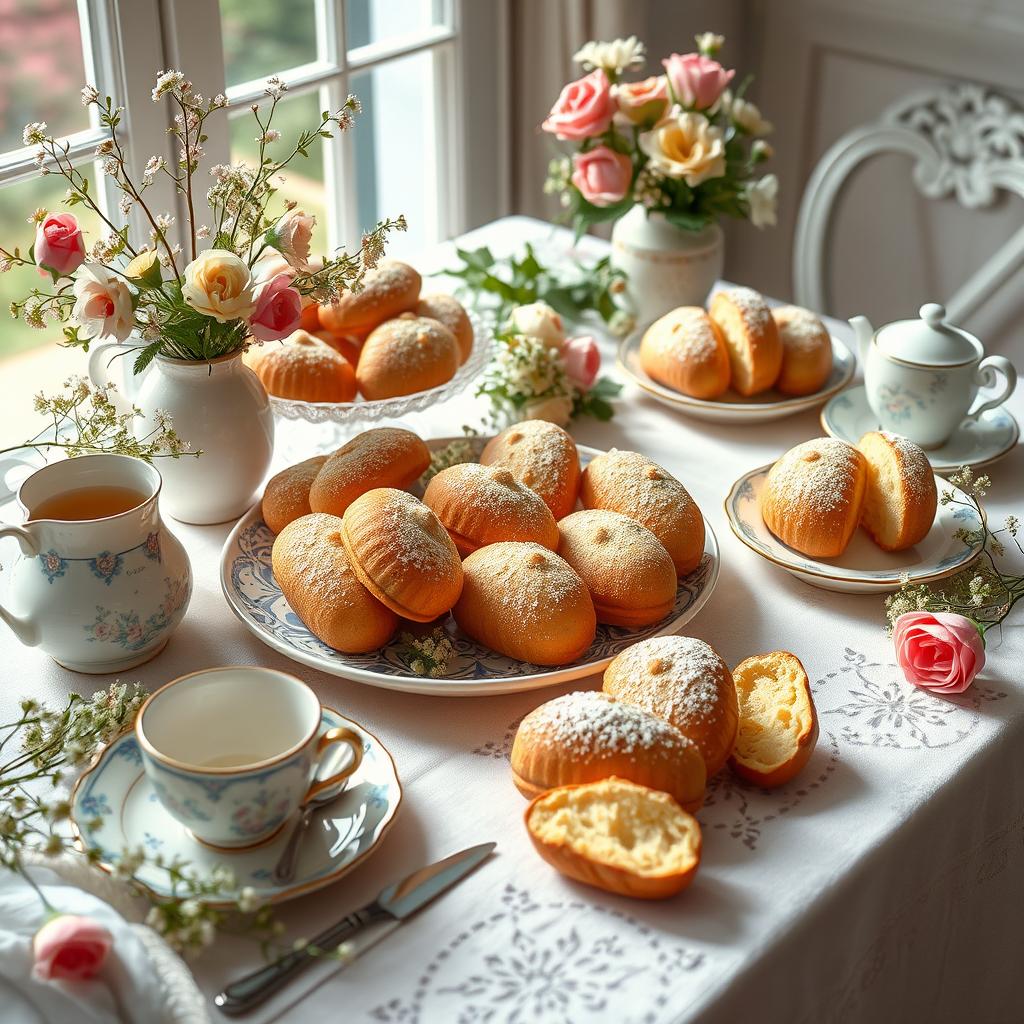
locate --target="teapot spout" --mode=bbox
[848,315,874,366]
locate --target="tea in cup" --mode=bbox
[136,667,363,848]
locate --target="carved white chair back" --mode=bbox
[794,83,1024,319]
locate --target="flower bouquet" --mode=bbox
[1,71,404,522]
[542,33,777,317]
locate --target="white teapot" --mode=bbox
[850,303,1016,448]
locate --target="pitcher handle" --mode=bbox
[0,523,41,647]
[0,452,39,508]
[964,355,1017,423]
[87,341,146,416]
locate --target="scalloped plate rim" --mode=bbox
[220,441,720,695]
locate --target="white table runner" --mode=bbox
[1,216,1021,1024]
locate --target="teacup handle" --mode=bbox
[965,355,1017,423]
[305,726,363,801]
[0,523,41,647]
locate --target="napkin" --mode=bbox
[0,860,208,1024]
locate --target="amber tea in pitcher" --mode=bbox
[27,485,148,522]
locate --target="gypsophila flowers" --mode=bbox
[400,628,456,678]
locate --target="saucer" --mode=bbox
[71,706,401,907]
[724,465,983,594]
[618,327,855,423]
[821,385,1019,472]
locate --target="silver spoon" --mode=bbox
[272,776,351,885]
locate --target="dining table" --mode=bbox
[1,214,1022,1024]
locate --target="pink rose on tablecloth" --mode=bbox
[663,53,734,110]
[541,69,613,141]
[32,915,112,982]
[35,213,86,277]
[563,335,601,389]
[248,272,302,341]
[571,146,632,207]
[893,611,985,694]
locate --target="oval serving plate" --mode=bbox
[724,465,982,594]
[221,440,720,695]
[618,325,855,424]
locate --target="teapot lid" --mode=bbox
[875,303,980,366]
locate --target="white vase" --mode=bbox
[89,348,274,524]
[610,206,724,324]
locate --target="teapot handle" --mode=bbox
[964,356,1017,423]
[87,341,147,417]
[0,523,41,647]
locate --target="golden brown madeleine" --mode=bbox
[525,778,703,900]
[708,286,782,396]
[272,513,398,653]
[356,314,460,400]
[557,509,677,627]
[249,330,356,402]
[479,419,581,520]
[415,293,474,364]
[423,463,559,555]
[317,260,421,335]
[760,437,867,558]
[729,651,818,788]
[639,306,731,399]
[856,431,937,552]
[262,455,330,534]
[453,542,596,665]
[511,690,705,811]
[603,635,738,778]
[772,306,833,396]
[341,488,463,622]
[308,427,430,517]
[312,329,361,368]
[580,448,704,575]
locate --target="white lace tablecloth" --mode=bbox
[2,216,1022,1024]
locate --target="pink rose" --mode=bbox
[614,76,669,124]
[248,272,303,341]
[893,611,986,694]
[663,53,734,110]
[563,335,601,389]
[33,915,112,982]
[269,208,315,271]
[541,69,613,141]
[35,213,86,277]
[571,146,632,207]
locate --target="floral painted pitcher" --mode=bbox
[0,454,191,673]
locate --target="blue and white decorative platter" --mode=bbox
[821,384,1019,474]
[618,326,855,424]
[70,707,401,906]
[220,441,720,696]
[724,465,983,594]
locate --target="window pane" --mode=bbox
[351,52,436,258]
[0,0,91,152]
[219,0,318,88]
[0,171,105,359]
[346,0,446,51]
[228,91,328,242]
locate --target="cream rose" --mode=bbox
[746,174,778,228]
[71,264,135,341]
[731,96,773,136]
[181,249,256,322]
[123,248,162,286]
[270,208,315,271]
[639,111,725,186]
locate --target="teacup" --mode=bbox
[136,667,363,849]
[0,453,191,673]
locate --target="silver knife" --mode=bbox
[214,842,497,1016]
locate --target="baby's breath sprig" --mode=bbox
[0,375,198,463]
[399,627,457,678]
[420,430,480,484]
[884,465,1024,638]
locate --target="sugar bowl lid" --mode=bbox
[875,303,980,366]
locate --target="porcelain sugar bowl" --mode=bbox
[0,454,192,673]
[850,303,1017,448]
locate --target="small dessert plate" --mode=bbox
[724,466,983,594]
[821,385,1019,473]
[617,327,855,424]
[70,707,401,907]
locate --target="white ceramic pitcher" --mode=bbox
[0,454,191,673]
[88,345,274,524]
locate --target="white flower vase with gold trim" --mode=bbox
[610,205,724,324]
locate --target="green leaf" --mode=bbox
[133,341,162,375]
[664,208,712,232]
